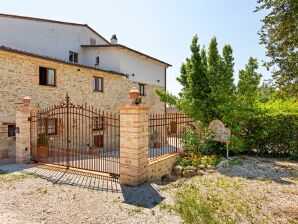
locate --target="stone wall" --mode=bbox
[0,50,165,159]
[148,153,179,182]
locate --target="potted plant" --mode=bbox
[37,133,49,159]
[151,131,161,148]
[135,96,142,105]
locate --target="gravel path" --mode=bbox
[0,157,297,224]
[0,164,181,224]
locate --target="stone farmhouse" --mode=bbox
[0,13,171,160]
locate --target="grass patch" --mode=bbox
[0,170,8,175]
[128,207,143,216]
[229,159,244,166]
[159,201,173,212]
[172,177,274,224]
[0,171,33,182]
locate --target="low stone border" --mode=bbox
[173,164,216,178]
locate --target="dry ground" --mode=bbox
[0,156,297,224]
[160,156,298,224]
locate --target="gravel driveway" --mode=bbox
[0,156,297,224]
[0,164,181,224]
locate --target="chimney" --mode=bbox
[110,34,118,44]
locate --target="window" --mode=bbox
[69,51,78,63]
[93,77,103,92]
[38,118,57,135]
[139,84,146,96]
[90,37,96,45]
[39,67,56,86]
[8,125,16,137]
[95,56,100,66]
[47,119,57,135]
[93,116,104,131]
[94,134,104,148]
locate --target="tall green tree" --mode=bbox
[157,35,237,125]
[255,0,298,97]
[237,57,262,114]
[217,45,236,123]
[207,37,221,119]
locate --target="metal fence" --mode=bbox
[148,113,195,160]
[30,95,120,175]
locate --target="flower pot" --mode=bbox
[37,146,49,159]
[153,142,161,148]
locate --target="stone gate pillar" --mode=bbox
[16,96,37,163]
[119,88,149,186]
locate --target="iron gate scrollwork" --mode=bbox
[30,94,120,175]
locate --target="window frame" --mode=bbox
[93,77,104,92]
[95,56,100,66]
[139,83,146,96]
[8,125,16,137]
[93,116,105,131]
[69,51,79,63]
[39,67,56,87]
[38,118,58,135]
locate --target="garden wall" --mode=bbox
[148,153,179,182]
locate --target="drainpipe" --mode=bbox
[164,67,167,114]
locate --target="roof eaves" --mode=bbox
[0,46,128,77]
[81,44,172,67]
[0,13,110,44]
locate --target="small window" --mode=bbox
[95,56,100,66]
[8,125,16,137]
[139,84,146,96]
[38,118,57,135]
[47,119,57,135]
[93,116,104,131]
[90,37,96,45]
[39,67,56,86]
[69,51,78,63]
[93,77,103,92]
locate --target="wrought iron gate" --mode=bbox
[30,95,120,175]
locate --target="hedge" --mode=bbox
[243,114,298,157]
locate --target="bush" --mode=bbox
[177,129,221,167]
[243,113,298,158]
[180,128,203,155]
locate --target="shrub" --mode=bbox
[181,128,203,155]
[243,113,298,158]
[177,129,221,167]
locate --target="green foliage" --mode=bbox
[255,0,298,97]
[174,189,217,224]
[150,131,160,142]
[243,113,298,157]
[155,89,177,106]
[157,35,237,126]
[37,133,49,146]
[229,158,244,166]
[180,128,203,155]
[177,129,221,167]
[157,35,297,157]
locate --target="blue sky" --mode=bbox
[0,0,269,94]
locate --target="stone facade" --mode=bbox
[0,49,165,159]
[148,153,179,182]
